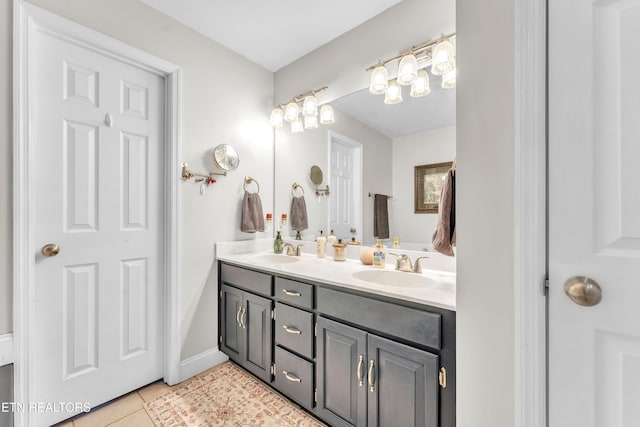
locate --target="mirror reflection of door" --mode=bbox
[329,132,362,242]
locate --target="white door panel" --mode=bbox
[329,135,362,241]
[549,0,640,425]
[32,28,164,426]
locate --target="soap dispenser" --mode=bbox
[316,230,326,258]
[373,239,385,268]
[274,231,283,254]
[327,230,337,245]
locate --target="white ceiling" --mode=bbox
[139,0,403,72]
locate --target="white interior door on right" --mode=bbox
[549,0,640,426]
[329,134,362,242]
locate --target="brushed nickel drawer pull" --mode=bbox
[282,325,302,334]
[240,307,247,329]
[236,307,242,327]
[357,355,364,387]
[282,289,302,297]
[283,370,302,383]
[368,360,375,392]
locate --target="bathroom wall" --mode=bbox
[274,108,392,245]
[391,126,456,246]
[3,0,274,361]
[0,0,12,337]
[0,365,12,427]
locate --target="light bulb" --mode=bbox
[431,39,455,75]
[442,68,456,89]
[302,95,318,116]
[410,70,430,97]
[384,79,402,104]
[269,107,284,127]
[397,54,418,85]
[320,104,335,124]
[304,114,318,129]
[284,102,300,122]
[291,117,304,133]
[369,65,389,95]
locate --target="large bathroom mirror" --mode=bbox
[274,76,455,249]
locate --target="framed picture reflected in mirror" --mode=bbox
[414,162,453,214]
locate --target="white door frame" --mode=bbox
[327,131,363,243]
[13,2,182,426]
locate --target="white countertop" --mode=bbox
[215,239,456,311]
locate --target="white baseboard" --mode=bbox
[177,347,228,384]
[0,333,14,367]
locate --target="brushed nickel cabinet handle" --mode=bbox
[368,360,375,392]
[357,355,364,386]
[282,325,302,334]
[283,370,302,383]
[240,307,247,329]
[282,289,302,297]
[236,307,242,327]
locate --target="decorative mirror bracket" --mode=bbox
[315,186,330,197]
[181,162,228,195]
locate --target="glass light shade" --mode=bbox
[269,107,284,127]
[320,104,335,124]
[384,79,403,104]
[442,68,456,89]
[284,102,300,122]
[304,114,318,129]
[291,117,304,133]
[302,95,318,116]
[397,54,418,85]
[431,39,455,75]
[369,65,389,95]
[410,70,430,97]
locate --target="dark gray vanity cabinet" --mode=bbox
[219,265,273,384]
[317,316,439,427]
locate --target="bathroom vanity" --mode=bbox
[217,242,455,427]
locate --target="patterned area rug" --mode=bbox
[144,362,325,426]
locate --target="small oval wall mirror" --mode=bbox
[213,144,240,171]
[310,165,323,185]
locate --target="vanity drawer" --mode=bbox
[220,263,272,297]
[274,346,314,410]
[275,302,314,359]
[275,277,313,309]
[317,287,442,349]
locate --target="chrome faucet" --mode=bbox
[283,243,303,256]
[388,253,413,272]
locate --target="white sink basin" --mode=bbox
[352,269,439,287]
[252,254,300,264]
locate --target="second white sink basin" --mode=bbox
[252,254,300,264]
[352,269,439,287]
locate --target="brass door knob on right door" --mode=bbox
[563,276,602,306]
[41,243,60,257]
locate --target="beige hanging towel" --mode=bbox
[432,169,456,256]
[241,191,265,233]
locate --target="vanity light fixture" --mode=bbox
[270,86,335,132]
[365,32,456,105]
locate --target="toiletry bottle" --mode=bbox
[327,230,337,245]
[393,236,400,249]
[316,230,326,258]
[295,230,302,240]
[373,239,385,268]
[274,231,283,254]
[333,239,346,261]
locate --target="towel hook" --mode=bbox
[291,183,305,197]
[244,176,260,193]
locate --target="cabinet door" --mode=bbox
[367,335,439,427]
[220,284,243,363]
[317,316,367,427]
[243,292,273,383]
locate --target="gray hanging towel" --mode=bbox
[373,194,390,239]
[290,196,308,231]
[241,191,265,233]
[432,169,455,256]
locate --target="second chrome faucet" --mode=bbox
[388,253,430,273]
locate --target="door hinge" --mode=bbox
[314,388,318,403]
[543,278,549,296]
[271,308,276,320]
[439,367,447,389]
[270,363,276,376]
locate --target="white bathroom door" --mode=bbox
[329,133,362,241]
[30,26,165,425]
[548,0,640,425]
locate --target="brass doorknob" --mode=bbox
[41,244,60,257]
[563,276,602,306]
